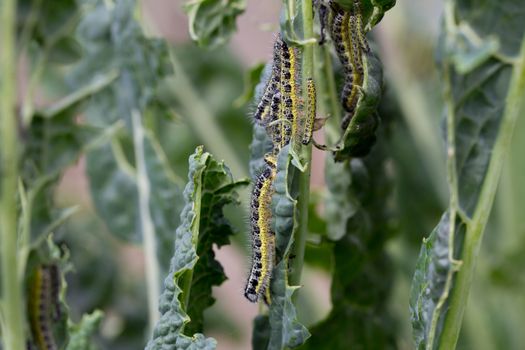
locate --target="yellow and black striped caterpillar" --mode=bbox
[253,38,282,124]
[329,0,369,128]
[301,78,317,145]
[28,264,62,350]
[315,0,382,159]
[244,155,277,303]
[253,34,315,152]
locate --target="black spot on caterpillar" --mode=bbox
[325,1,370,130]
[48,265,61,321]
[302,78,317,145]
[28,265,60,350]
[278,38,301,149]
[253,36,283,124]
[244,155,277,303]
[317,0,329,45]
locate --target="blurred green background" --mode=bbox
[42,0,525,349]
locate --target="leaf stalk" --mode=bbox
[0,0,25,349]
[290,0,314,287]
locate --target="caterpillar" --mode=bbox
[302,78,317,145]
[48,264,61,321]
[279,38,300,148]
[28,265,61,350]
[268,91,283,154]
[253,36,283,124]
[322,1,369,127]
[244,155,277,303]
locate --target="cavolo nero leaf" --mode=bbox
[269,146,310,349]
[71,0,171,128]
[66,310,104,350]
[410,0,525,349]
[86,130,184,272]
[184,0,246,49]
[306,141,396,349]
[72,0,180,267]
[146,146,248,350]
[22,75,113,242]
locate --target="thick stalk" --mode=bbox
[131,110,160,332]
[290,0,314,287]
[437,27,525,350]
[0,0,25,349]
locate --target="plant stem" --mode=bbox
[0,0,25,349]
[318,45,341,144]
[438,28,525,350]
[131,110,160,333]
[290,0,314,287]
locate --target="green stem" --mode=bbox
[290,0,314,287]
[318,45,341,144]
[131,110,160,333]
[437,25,525,350]
[0,0,25,349]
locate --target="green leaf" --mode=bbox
[23,104,99,242]
[48,37,83,65]
[184,0,246,49]
[409,1,525,349]
[72,0,172,128]
[305,141,397,349]
[184,151,249,335]
[410,212,463,350]
[17,0,79,47]
[266,146,310,350]
[66,310,104,350]
[251,315,271,350]
[146,146,248,350]
[323,159,358,241]
[86,130,183,269]
[73,1,180,266]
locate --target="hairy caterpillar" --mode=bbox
[312,0,381,159]
[325,1,361,128]
[278,38,301,149]
[253,37,283,124]
[244,156,277,303]
[302,78,317,145]
[28,265,61,350]
[268,91,283,153]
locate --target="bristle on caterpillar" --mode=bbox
[301,78,317,145]
[354,0,370,53]
[28,265,60,350]
[278,39,301,149]
[317,0,329,45]
[244,155,277,303]
[326,0,369,130]
[48,265,61,321]
[268,92,283,154]
[254,36,283,124]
